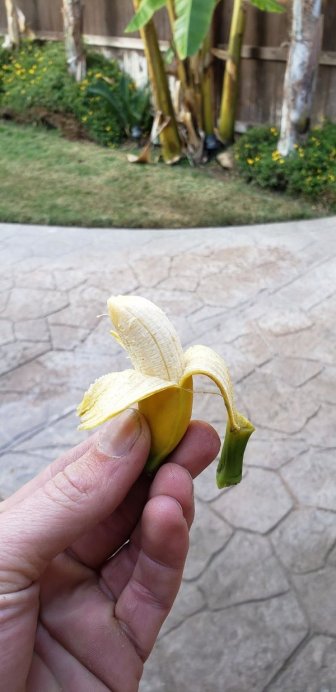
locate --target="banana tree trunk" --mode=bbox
[62,0,86,82]
[201,29,215,135]
[218,0,247,144]
[133,0,181,164]
[166,0,202,132]
[278,0,322,156]
[4,0,20,48]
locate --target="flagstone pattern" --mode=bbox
[0,219,335,691]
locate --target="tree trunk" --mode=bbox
[4,0,20,48]
[63,0,86,82]
[218,0,247,144]
[278,0,323,156]
[201,29,215,136]
[133,0,181,164]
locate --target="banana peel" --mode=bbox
[78,294,254,488]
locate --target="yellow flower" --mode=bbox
[272,150,281,161]
[78,295,254,488]
[247,158,254,165]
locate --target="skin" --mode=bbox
[0,410,220,692]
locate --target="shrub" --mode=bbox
[0,42,152,146]
[234,123,336,210]
[88,75,152,138]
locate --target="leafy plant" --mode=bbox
[126,0,287,162]
[127,0,284,60]
[235,123,336,210]
[0,42,151,146]
[88,74,152,137]
[127,0,218,60]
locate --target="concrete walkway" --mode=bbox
[0,219,336,691]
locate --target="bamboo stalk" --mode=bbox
[218,0,247,144]
[133,0,181,164]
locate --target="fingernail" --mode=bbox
[97,410,142,458]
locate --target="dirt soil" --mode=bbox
[0,107,90,141]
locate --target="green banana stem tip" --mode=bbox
[216,415,255,489]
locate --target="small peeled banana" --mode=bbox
[78,295,254,488]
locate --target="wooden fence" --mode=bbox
[1,0,336,126]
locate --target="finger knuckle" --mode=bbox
[44,466,92,509]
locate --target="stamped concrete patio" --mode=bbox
[0,218,336,691]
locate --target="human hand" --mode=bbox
[0,410,220,691]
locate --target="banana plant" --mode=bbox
[130,0,182,164]
[126,0,285,159]
[127,0,218,60]
[127,0,220,161]
[218,0,285,143]
[128,0,284,60]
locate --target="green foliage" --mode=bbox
[0,42,151,146]
[235,124,336,210]
[250,0,285,13]
[88,75,152,136]
[174,0,217,58]
[126,0,217,59]
[126,0,166,33]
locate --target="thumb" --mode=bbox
[0,410,150,593]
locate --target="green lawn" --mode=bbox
[0,121,328,228]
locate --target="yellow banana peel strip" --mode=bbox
[77,295,254,488]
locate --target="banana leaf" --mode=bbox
[127,0,218,60]
[126,0,166,33]
[250,0,285,13]
[174,0,217,59]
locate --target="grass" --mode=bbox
[0,120,328,228]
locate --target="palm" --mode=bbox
[30,556,142,690]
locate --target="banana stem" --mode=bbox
[216,414,254,488]
[201,30,215,135]
[218,0,247,144]
[166,0,189,91]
